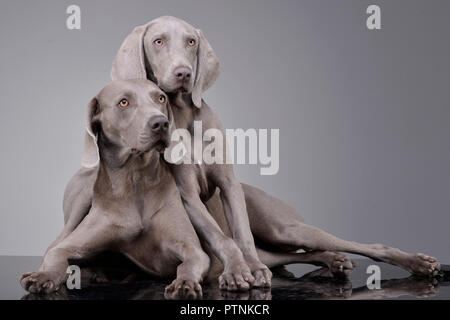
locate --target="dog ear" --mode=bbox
[163,102,188,164]
[191,29,220,108]
[111,23,155,81]
[166,101,175,132]
[81,98,101,168]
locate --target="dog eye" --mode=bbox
[188,39,196,46]
[154,39,163,46]
[119,98,129,108]
[158,95,166,103]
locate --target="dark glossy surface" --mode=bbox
[2,255,449,300]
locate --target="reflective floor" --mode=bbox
[1,255,449,300]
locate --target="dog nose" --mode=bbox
[173,66,191,81]
[149,115,169,133]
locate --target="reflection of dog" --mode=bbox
[21,263,442,300]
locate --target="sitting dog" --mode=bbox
[111,16,440,281]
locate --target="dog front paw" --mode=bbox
[246,258,272,288]
[165,278,203,300]
[219,260,255,291]
[20,271,64,294]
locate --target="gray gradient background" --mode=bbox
[0,0,449,262]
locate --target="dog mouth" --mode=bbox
[151,139,168,152]
[170,79,192,93]
[175,86,189,93]
[131,138,169,155]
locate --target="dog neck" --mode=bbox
[167,92,197,128]
[94,137,168,201]
[169,91,192,108]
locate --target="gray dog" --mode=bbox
[20,79,343,297]
[21,80,212,298]
[111,16,271,290]
[111,16,441,279]
[27,16,439,294]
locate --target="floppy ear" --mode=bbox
[191,29,220,108]
[111,23,154,81]
[166,101,175,132]
[163,102,187,164]
[81,98,101,168]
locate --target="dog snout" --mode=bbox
[149,115,169,134]
[173,66,192,81]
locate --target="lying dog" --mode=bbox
[20,80,212,298]
[21,79,334,297]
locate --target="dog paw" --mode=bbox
[247,260,272,287]
[317,252,355,278]
[329,253,355,277]
[165,279,202,300]
[406,253,440,277]
[219,261,255,291]
[20,271,63,294]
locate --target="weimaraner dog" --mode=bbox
[36,16,439,293]
[109,16,440,279]
[21,80,211,298]
[20,79,344,297]
[111,17,272,289]
[111,16,440,275]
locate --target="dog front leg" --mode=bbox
[180,189,255,291]
[218,177,272,287]
[20,211,123,294]
[165,245,210,299]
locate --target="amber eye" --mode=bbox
[119,98,129,108]
[188,39,196,46]
[158,95,166,103]
[154,39,163,46]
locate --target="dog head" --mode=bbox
[111,16,220,108]
[81,79,173,168]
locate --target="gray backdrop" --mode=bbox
[0,0,449,262]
